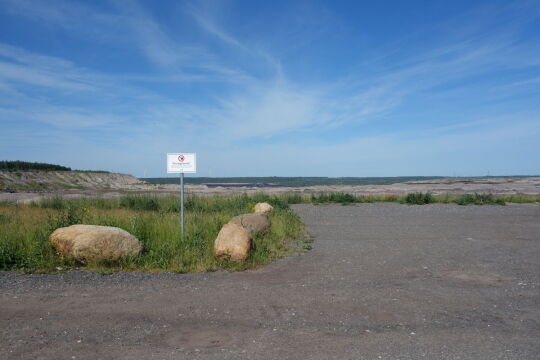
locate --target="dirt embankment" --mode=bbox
[1,171,539,204]
[0,171,145,192]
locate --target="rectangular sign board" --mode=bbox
[167,153,196,173]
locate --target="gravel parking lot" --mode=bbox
[1,203,539,359]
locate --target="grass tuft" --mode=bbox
[454,193,506,205]
[404,192,434,205]
[311,193,356,205]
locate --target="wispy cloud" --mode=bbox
[0,44,96,91]
[0,0,539,175]
[186,2,283,76]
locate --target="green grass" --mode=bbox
[453,193,506,205]
[1,192,538,273]
[0,194,308,273]
[306,192,539,205]
[404,192,434,205]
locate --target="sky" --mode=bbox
[0,0,539,177]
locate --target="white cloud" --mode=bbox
[1,1,539,176]
[215,84,320,139]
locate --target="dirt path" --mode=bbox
[1,204,539,359]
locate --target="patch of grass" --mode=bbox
[33,195,66,210]
[311,193,356,205]
[404,192,434,205]
[119,195,161,211]
[306,191,539,206]
[0,194,307,273]
[483,194,540,204]
[454,193,506,205]
[280,193,306,204]
[2,191,538,273]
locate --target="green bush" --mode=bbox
[404,192,434,205]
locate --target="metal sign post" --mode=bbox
[180,170,184,241]
[167,153,196,242]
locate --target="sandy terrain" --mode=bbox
[1,176,539,203]
[0,171,143,191]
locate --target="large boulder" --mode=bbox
[214,223,252,261]
[50,224,142,263]
[254,202,274,215]
[229,213,270,234]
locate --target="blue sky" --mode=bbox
[0,0,539,177]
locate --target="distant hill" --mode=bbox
[141,176,446,187]
[0,161,72,172]
[0,170,142,191]
[0,160,110,173]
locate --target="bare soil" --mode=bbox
[1,176,540,203]
[1,203,539,359]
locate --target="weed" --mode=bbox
[404,192,434,205]
[37,195,66,210]
[454,193,506,205]
[311,193,355,205]
[120,195,160,211]
[383,194,399,202]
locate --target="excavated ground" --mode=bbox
[1,176,540,203]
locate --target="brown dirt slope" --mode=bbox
[0,171,144,191]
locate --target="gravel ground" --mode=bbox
[1,203,539,359]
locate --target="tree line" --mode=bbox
[0,161,71,172]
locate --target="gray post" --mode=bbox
[180,171,184,241]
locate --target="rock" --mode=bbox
[254,202,274,215]
[214,223,252,261]
[50,225,142,263]
[229,213,270,234]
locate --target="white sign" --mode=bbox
[167,153,196,173]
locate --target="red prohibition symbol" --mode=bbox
[178,155,185,162]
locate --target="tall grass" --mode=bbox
[0,194,307,273]
[404,192,434,205]
[2,192,538,273]
[308,192,539,205]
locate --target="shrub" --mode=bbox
[404,192,434,205]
